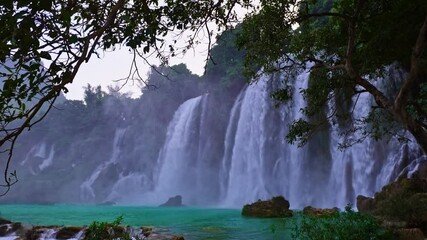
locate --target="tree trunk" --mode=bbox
[406,120,427,154]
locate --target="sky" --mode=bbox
[66,45,208,100]
[65,3,252,100]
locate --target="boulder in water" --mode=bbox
[242,196,293,218]
[159,195,184,207]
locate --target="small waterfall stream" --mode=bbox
[80,128,126,201]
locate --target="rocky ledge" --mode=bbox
[0,218,185,240]
[357,176,427,240]
[302,206,339,218]
[242,196,293,218]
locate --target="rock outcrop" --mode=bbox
[302,206,339,218]
[242,196,293,218]
[159,195,184,207]
[0,221,24,237]
[357,177,427,238]
[0,218,183,239]
[56,226,83,239]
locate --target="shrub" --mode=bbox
[291,205,392,240]
[83,216,132,240]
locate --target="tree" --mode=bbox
[205,26,246,89]
[237,0,427,152]
[0,0,253,194]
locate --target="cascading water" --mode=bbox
[80,128,126,201]
[20,142,55,175]
[8,64,424,208]
[146,95,204,205]
[327,88,381,207]
[114,67,422,208]
[222,76,271,206]
[218,67,422,208]
[110,94,228,206]
[219,90,245,200]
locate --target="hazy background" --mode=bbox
[68,46,207,100]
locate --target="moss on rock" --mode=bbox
[242,196,293,218]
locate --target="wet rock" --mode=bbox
[25,226,45,240]
[142,226,153,237]
[12,222,27,237]
[56,226,83,239]
[242,196,293,218]
[171,235,185,240]
[0,225,9,236]
[302,206,339,218]
[0,222,24,237]
[11,222,22,231]
[0,218,11,225]
[159,195,183,207]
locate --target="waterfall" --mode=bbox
[9,62,424,208]
[219,90,245,200]
[327,89,379,207]
[38,146,55,171]
[219,69,316,208]
[218,67,421,208]
[20,142,55,174]
[80,128,126,201]
[222,76,271,206]
[119,67,422,208]
[148,95,204,205]
[107,172,151,204]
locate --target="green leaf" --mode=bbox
[40,51,52,60]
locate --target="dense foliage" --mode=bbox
[237,0,427,152]
[291,205,391,240]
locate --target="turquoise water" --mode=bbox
[0,205,292,239]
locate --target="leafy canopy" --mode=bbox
[237,0,427,151]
